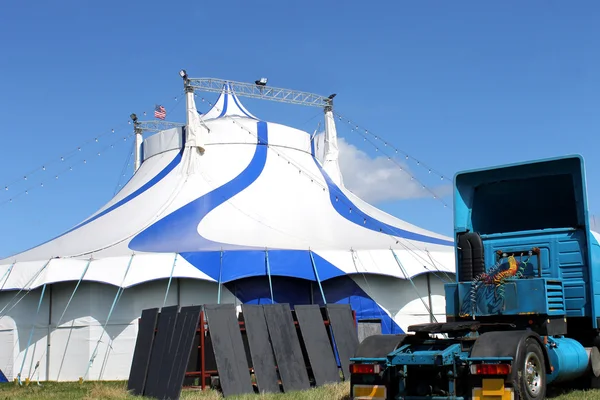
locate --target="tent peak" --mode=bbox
[200,83,258,120]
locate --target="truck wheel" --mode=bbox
[516,338,546,400]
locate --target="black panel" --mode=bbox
[144,306,179,398]
[294,305,339,386]
[326,304,359,380]
[241,305,280,393]
[127,307,159,396]
[263,303,310,392]
[354,334,407,358]
[164,306,202,400]
[204,303,253,397]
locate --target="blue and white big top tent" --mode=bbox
[0,80,455,382]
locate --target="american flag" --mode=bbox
[154,104,166,120]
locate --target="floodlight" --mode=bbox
[130,113,138,122]
[255,77,268,86]
[179,69,188,79]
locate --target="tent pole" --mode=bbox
[309,250,327,304]
[46,284,52,381]
[132,114,143,172]
[19,283,47,384]
[162,254,178,308]
[426,273,433,323]
[83,255,133,381]
[265,249,274,303]
[217,249,223,304]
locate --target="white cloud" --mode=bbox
[317,134,451,204]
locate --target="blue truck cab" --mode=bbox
[350,155,600,400]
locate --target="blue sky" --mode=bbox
[0,1,598,258]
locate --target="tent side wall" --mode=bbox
[0,279,236,381]
[0,273,449,381]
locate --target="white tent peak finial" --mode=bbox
[200,83,259,120]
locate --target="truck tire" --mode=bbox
[515,337,546,400]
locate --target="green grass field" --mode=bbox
[1,381,600,400]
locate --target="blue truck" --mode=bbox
[349,155,600,400]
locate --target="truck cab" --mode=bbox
[350,155,600,400]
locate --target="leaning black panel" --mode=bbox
[263,303,310,392]
[204,303,253,397]
[295,305,340,386]
[127,307,159,396]
[144,305,179,398]
[241,304,280,393]
[164,306,202,400]
[326,304,359,380]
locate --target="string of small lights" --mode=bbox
[0,91,184,206]
[0,132,135,206]
[340,124,449,208]
[113,142,135,195]
[333,111,451,208]
[333,111,449,180]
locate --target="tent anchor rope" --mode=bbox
[0,259,52,320]
[18,283,47,385]
[0,262,15,291]
[391,248,438,324]
[82,254,134,381]
[350,249,392,333]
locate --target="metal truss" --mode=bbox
[137,120,184,133]
[187,77,333,108]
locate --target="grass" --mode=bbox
[1,381,600,400]
[0,381,351,400]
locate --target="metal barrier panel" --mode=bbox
[127,307,159,395]
[326,304,359,380]
[263,304,310,392]
[295,305,340,386]
[204,304,254,397]
[241,304,281,393]
[144,306,179,398]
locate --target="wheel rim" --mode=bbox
[524,351,542,397]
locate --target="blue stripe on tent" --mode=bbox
[67,151,183,233]
[129,121,269,252]
[311,155,453,247]
[20,149,184,253]
[225,275,403,334]
[180,249,345,282]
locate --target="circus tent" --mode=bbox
[0,80,455,382]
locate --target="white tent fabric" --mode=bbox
[0,83,456,381]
